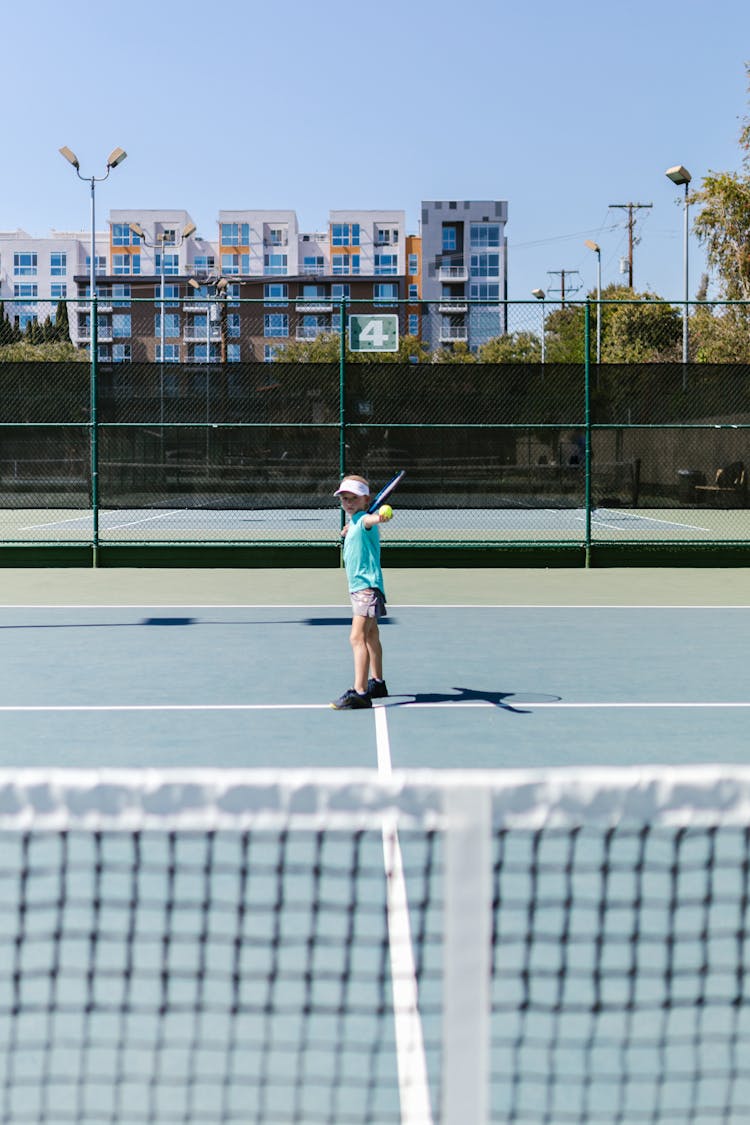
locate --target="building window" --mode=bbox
[374,254,397,275]
[263,254,287,276]
[442,227,457,252]
[113,254,140,275]
[408,313,419,335]
[408,253,419,275]
[112,343,131,362]
[302,256,325,275]
[14,284,38,298]
[227,313,241,338]
[373,283,398,304]
[331,284,350,300]
[332,224,360,247]
[470,224,500,248]
[222,253,249,275]
[51,284,67,300]
[469,282,500,300]
[264,313,288,337]
[50,252,67,276]
[14,253,37,276]
[112,314,131,337]
[221,222,250,246]
[470,253,500,278]
[112,224,139,246]
[194,255,215,272]
[268,228,287,245]
[375,227,398,245]
[86,255,107,276]
[156,343,180,362]
[159,284,178,308]
[264,344,278,362]
[264,283,288,304]
[155,313,180,337]
[333,255,360,276]
[408,284,419,301]
[157,253,180,276]
[227,343,241,362]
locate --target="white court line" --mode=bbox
[1,604,748,611]
[0,701,748,713]
[17,510,180,532]
[375,707,434,1125]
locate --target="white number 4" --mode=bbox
[360,318,388,347]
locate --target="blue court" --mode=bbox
[0,584,747,767]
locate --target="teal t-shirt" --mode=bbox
[343,510,385,595]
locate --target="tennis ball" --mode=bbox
[379,504,393,520]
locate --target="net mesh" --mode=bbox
[0,767,750,1124]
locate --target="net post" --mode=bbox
[441,783,491,1125]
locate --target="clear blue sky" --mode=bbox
[4,0,749,302]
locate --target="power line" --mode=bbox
[546,269,582,305]
[608,203,653,288]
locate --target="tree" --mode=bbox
[432,340,476,364]
[540,285,682,362]
[477,330,542,363]
[691,63,750,299]
[274,331,431,364]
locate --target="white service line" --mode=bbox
[0,700,748,713]
[375,706,434,1125]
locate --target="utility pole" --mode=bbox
[609,202,652,288]
[546,269,581,306]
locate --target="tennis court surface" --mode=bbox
[1,565,749,1123]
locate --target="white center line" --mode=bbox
[375,706,434,1125]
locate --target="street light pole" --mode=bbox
[129,221,196,427]
[584,240,602,365]
[59,145,127,349]
[665,165,692,368]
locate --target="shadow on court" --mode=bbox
[385,687,562,714]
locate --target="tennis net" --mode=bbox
[1,767,750,1124]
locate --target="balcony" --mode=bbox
[296,324,333,340]
[295,300,332,312]
[183,325,222,341]
[438,265,468,282]
[439,326,468,343]
[438,299,468,313]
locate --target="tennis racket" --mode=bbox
[367,470,406,514]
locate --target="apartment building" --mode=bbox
[0,200,507,360]
[420,200,509,352]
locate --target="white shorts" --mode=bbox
[350,588,386,619]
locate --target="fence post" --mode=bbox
[338,298,347,548]
[90,295,99,567]
[584,299,592,567]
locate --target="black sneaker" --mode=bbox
[330,689,372,710]
[367,678,389,699]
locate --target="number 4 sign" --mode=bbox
[348,313,399,352]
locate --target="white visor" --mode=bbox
[334,478,370,497]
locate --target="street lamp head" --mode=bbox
[584,239,600,255]
[59,146,80,170]
[128,221,146,239]
[215,278,229,292]
[531,288,545,300]
[107,147,127,169]
[665,165,691,186]
[188,278,201,291]
[182,222,197,239]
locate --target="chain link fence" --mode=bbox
[0,297,748,558]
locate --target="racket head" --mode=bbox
[367,470,405,514]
